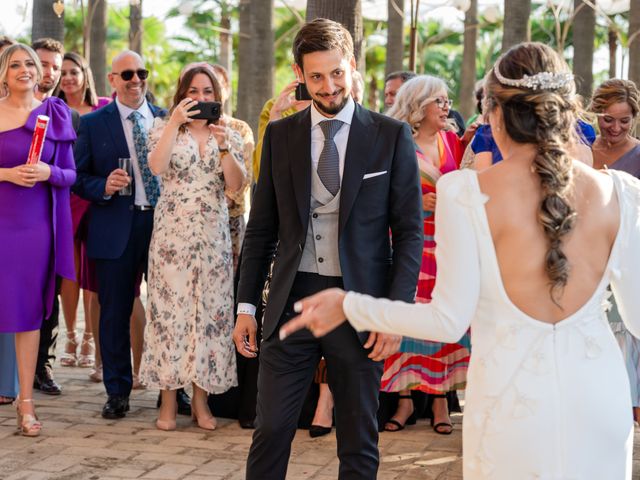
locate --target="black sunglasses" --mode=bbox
[112,69,149,81]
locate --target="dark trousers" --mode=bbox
[95,210,153,397]
[37,276,61,375]
[246,272,383,480]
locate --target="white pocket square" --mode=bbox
[363,170,387,180]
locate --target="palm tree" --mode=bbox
[32,0,65,43]
[236,0,275,135]
[459,0,478,120]
[572,0,596,98]
[306,0,364,70]
[89,0,108,96]
[129,0,143,54]
[502,0,531,52]
[630,0,640,86]
[386,0,405,76]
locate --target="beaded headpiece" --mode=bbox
[493,56,574,91]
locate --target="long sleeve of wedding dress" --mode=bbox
[344,171,480,343]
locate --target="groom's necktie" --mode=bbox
[128,111,160,207]
[317,120,344,196]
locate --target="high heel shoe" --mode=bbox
[15,398,42,437]
[77,332,95,368]
[191,404,217,431]
[60,331,78,367]
[155,418,177,431]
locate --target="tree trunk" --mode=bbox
[306,0,364,70]
[629,0,640,87]
[368,73,379,112]
[385,0,405,77]
[89,0,108,96]
[502,0,531,53]
[219,11,233,114]
[236,0,274,136]
[572,0,596,99]
[608,26,617,79]
[459,0,478,121]
[31,0,65,43]
[129,0,143,54]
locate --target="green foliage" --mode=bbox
[58,2,626,115]
[63,4,183,107]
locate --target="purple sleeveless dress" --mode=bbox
[0,97,76,333]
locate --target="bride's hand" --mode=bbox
[279,288,348,340]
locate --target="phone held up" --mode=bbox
[295,82,312,101]
[188,101,222,122]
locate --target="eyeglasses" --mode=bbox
[432,97,452,109]
[112,69,149,81]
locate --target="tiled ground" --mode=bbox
[0,365,464,479]
[2,307,639,479]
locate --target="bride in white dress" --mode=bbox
[280,42,639,480]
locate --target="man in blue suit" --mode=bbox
[73,51,165,419]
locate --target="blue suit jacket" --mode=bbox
[72,101,167,260]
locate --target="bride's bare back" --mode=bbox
[478,159,620,324]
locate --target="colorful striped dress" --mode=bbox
[381,130,471,394]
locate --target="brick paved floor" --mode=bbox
[2,314,639,479]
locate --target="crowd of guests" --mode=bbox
[0,18,639,477]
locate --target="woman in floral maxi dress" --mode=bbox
[140,66,246,431]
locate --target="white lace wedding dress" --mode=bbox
[343,169,638,479]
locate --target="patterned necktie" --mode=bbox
[128,111,160,207]
[317,120,344,196]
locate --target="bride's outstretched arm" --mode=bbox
[281,172,482,343]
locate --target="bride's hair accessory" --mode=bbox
[493,57,574,91]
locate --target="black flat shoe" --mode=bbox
[238,419,255,429]
[157,388,191,416]
[309,425,332,438]
[102,396,129,419]
[33,369,62,396]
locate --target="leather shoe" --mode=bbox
[33,368,62,396]
[238,418,255,429]
[156,388,191,416]
[102,396,130,419]
[309,425,332,438]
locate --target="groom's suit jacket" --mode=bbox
[238,103,423,340]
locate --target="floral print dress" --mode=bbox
[139,118,244,394]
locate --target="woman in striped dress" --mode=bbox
[383,75,471,433]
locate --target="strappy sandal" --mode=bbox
[89,365,103,383]
[15,398,42,437]
[78,332,95,368]
[60,331,78,367]
[0,396,15,405]
[384,394,415,432]
[431,394,453,435]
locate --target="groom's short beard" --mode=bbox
[313,91,349,116]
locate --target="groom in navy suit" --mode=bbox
[73,51,165,418]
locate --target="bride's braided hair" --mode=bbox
[485,42,579,303]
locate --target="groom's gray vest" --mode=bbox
[298,166,342,277]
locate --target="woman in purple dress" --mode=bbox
[0,44,76,436]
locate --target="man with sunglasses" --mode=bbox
[73,51,166,419]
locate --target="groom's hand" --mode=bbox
[364,333,402,361]
[233,314,258,358]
